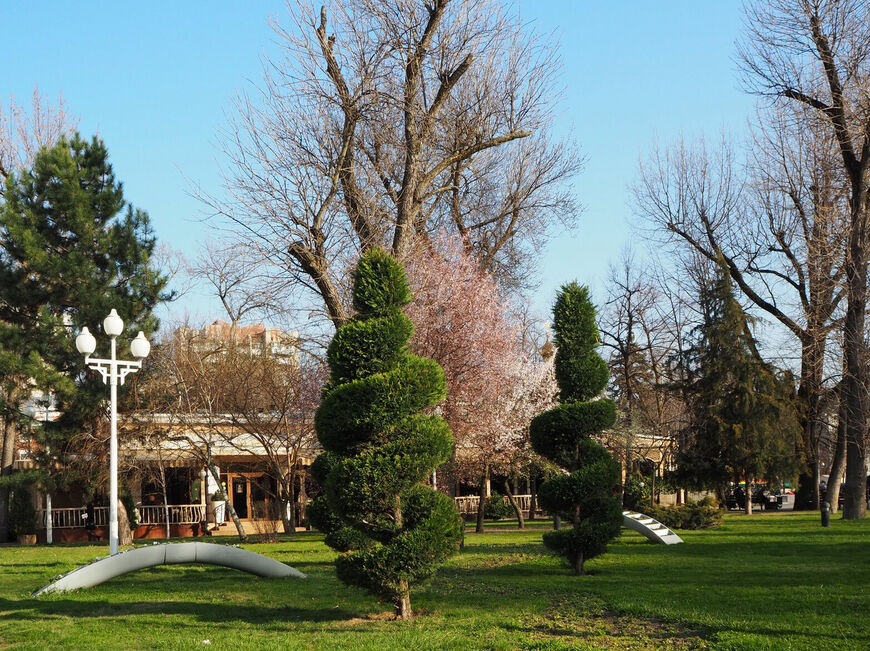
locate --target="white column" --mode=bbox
[109,336,119,556]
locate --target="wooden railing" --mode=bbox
[38,506,109,529]
[454,495,535,515]
[138,504,205,525]
[38,504,206,528]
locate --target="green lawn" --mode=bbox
[0,512,867,649]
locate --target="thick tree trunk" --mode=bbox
[117,498,133,546]
[827,404,847,513]
[794,334,826,510]
[475,465,488,534]
[573,551,585,576]
[503,479,524,529]
[841,209,868,520]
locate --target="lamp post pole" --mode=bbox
[76,309,150,556]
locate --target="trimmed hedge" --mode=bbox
[529,283,622,575]
[312,249,461,617]
[644,500,723,530]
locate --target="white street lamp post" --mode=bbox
[75,309,150,555]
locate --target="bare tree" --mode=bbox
[634,129,846,510]
[189,241,293,330]
[0,88,78,189]
[213,349,323,534]
[600,252,693,505]
[738,0,870,518]
[198,0,580,328]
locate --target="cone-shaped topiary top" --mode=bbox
[309,249,461,619]
[552,284,610,403]
[529,282,622,575]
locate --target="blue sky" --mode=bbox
[2,1,755,326]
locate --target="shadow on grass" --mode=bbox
[0,596,358,627]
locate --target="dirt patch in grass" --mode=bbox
[520,595,708,649]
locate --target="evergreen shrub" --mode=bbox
[9,489,37,536]
[312,249,461,618]
[529,283,622,575]
[645,501,723,530]
[484,494,515,520]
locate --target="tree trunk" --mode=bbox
[279,478,293,534]
[528,477,537,521]
[553,514,561,530]
[503,479,524,529]
[159,463,170,539]
[573,551,585,576]
[744,480,752,516]
[298,470,308,524]
[117,498,133,546]
[206,462,247,542]
[394,580,412,620]
[287,469,298,532]
[0,420,16,542]
[841,185,868,520]
[475,465,488,534]
[827,404,847,513]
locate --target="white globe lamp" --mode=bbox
[103,309,124,337]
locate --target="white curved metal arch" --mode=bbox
[623,511,684,545]
[34,542,306,596]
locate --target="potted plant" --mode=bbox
[10,489,38,545]
[209,490,226,524]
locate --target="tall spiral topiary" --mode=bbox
[529,283,622,575]
[307,249,461,619]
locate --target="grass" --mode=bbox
[0,512,867,649]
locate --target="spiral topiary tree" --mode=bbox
[308,249,462,619]
[529,283,622,575]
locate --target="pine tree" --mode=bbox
[308,249,461,619]
[0,134,170,539]
[529,283,622,575]
[675,264,799,511]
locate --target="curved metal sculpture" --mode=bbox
[623,510,684,545]
[34,542,306,596]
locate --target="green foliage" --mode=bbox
[326,311,414,385]
[530,283,622,574]
[316,355,446,453]
[621,476,649,511]
[351,249,413,317]
[674,264,800,492]
[314,249,461,613]
[0,134,170,498]
[9,488,37,536]
[644,501,723,530]
[484,494,515,520]
[529,401,617,468]
[551,283,608,402]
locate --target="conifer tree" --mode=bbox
[0,135,170,539]
[529,283,622,575]
[675,265,799,512]
[308,249,461,619]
